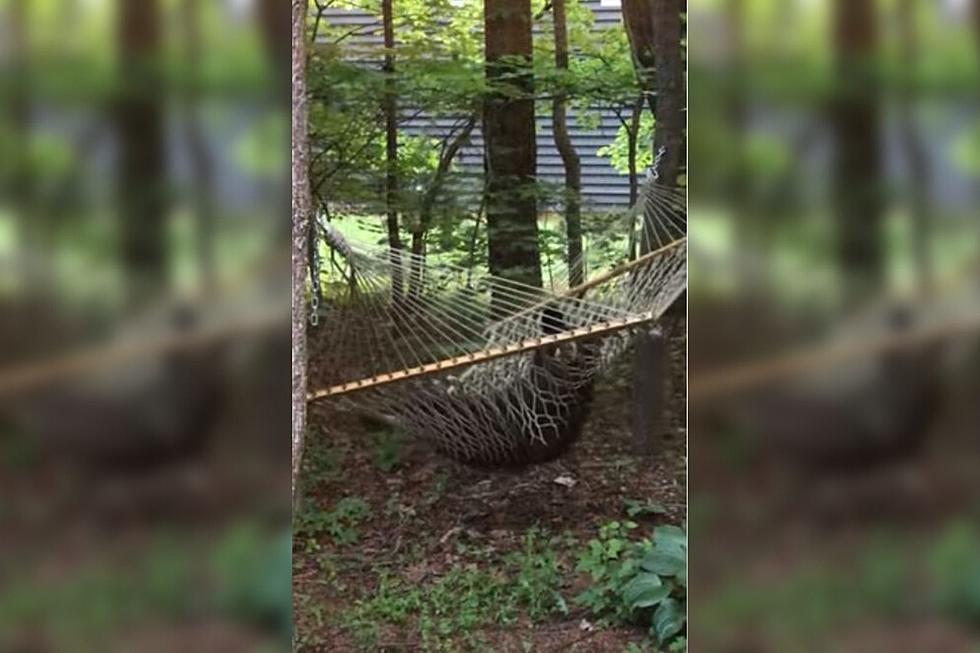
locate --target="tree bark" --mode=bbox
[648,0,685,253]
[382,0,404,298]
[291,0,312,505]
[551,0,584,286]
[831,0,882,306]
[116,0,167,306]
[631,0,685,453]
[625,94,644,260]
[484,0,542,309]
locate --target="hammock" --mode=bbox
[308,174,687,467]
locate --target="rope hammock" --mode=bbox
[308,171,687,468]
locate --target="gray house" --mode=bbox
[323,0,638,210]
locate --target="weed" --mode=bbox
[296,496,371,548]
[341,528,567,651]
[370,427,404,472]
[625,499,669,519]
[301,436,342,489]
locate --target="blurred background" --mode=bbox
[688,0,980,651]
[0,0,291,650]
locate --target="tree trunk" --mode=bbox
[625,94,644,260]
[897,0,932,293]
[258,0,292,97]
[116,0,167,306]
[180,0,216,293]
[632,0,685,454]
[409,117,477,297]
[974,0,980,50]
[831,0,882,306]
[631,328,667,455]
[8,0,33,282]
[382,0,404,298]
[484,0,542,309]
[291,0,312,506]
[649,0,685,252]
[622,0,656,115]
[551,0,584,286]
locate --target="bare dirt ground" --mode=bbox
[294,322,687,652]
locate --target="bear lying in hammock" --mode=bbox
[404,305,600,468]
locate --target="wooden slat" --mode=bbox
[307,311,655,401]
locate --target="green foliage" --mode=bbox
[342,528,567,651]
[296,496,371,547]
[928,521,980,625]
[370,427,405,472]
[598,113,655,175]
[576,521,687,645]
[211,525,293,638]
[625,499,669,519]
[301,435,342,489]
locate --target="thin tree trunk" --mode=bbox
[291,0,312,506]
[180,0,216,293]
[897,0,932,293]
[831,0,882,306]
[974,0,980,50]
[626,94,643,260]
[484,0,542,311]
[8,0,33,283]
[382,0,404,298]
[409,117,478,297]
[551,0,584,286]
[116,0,167,306]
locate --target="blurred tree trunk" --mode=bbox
[180,0,216,293]
[484,0,542,308]
[632,0,686,454]
[8,0,33,282]
[116,0,167,306]
[897,0,932,293]
[974,0,980,49]
[258,0,292,96]
[724,0,755,290]
[382,0,405,298]
[551,0,584,286]
[831,0,882,306]
[257,0,293,245]
[291,0,312,505]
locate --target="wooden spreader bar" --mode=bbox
[307,310,655,402]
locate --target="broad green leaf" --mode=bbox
[641,549,685,577]
[622,573,670,609]
[653,598,686,643]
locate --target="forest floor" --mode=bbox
[294,321,687,652]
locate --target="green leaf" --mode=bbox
[653,598,686,643]
[641,549,685,577]
[622,573,670,609]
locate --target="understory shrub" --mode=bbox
[576,521,687,645]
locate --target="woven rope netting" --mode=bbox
[309,176,687,467]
